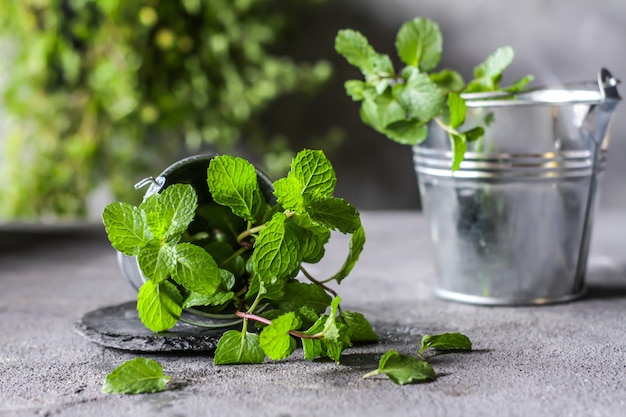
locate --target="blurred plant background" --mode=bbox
[0,0,334,221]
[2,0,625,222]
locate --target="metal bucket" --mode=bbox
[413,69,621,305]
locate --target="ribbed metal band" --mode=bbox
[414,149,607,180]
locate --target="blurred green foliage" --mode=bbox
[0,0,331,220]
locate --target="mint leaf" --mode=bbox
[102,358,171,395]
[447,92,466,128]
[183,290,234,309]
[276,281,332,315]
[364,350,436,385]
[307,197,361,234]
[449,133,467,171]
[326,225,366,284]
[344,79,368,101]
[259,312,299,360]
[137,279,183,332]
[503,74,534,92]
[383,119,428,145]
[340,311,378,343]
[430,69,465,92]
[335,29,395,88]
[173,242,220,296]
[419,332,472,355]
[302,337,325,361]
[273,176,304,213]
[465,46,514,92]
[102,202,151,256]
[207,155,263,222]
[214,330,265,365]
[395,17,442,71]
[318,297,351,363]
[141,183,197,240]
[137,242,176,283]
[292,215,331,264]
[291,149,337,201]
[464,126,485,142]
[253,212,302,282]
[394,68,445,121]
[359,93,406,134]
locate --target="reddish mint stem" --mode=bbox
[235,311,320,339]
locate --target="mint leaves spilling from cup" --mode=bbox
[103,149,372,366]
[335,17,533,169]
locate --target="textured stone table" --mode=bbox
[1,211,625,417]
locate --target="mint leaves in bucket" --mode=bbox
[335,17,533,170]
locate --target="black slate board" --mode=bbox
[75,301,236,352]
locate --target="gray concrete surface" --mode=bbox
[1,211,625,417]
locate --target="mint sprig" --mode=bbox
[335,17,533,170]
[103,149,373,365]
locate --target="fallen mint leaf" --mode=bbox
[102,358,171,395]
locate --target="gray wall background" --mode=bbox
[271,0,626,211]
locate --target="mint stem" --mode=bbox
[299,266,343,314]
[235,311,320,339]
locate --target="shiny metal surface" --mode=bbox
[413,69,621,305]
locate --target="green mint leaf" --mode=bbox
[319,297,352,363]
[214,330,265,365]
[137,279,183,332]
[465,46,514,92]
[302,316,326,360]
[207,155,263,222]
[141,183,197,241]
[449,133,467,171]
[292,214,331,264]
[326,225,366,284]
[364,350,436,385]
[291,149,337,201]
[334,29,380,77]
[273,176,304,213]
[419,332,472,355]
[344,79,368,101]
[245,275,287,304]
[340,311,378,343]
[183,290,234,309]
[503,74,535,93]
[102,358,171,395]
[274,150,337,213]
[382,119,428,145]
[137,242,177,283]
[259,312,299,360]
[464,126,485,142]
[394,67,445,121]
[430,69,465,92]
[276,281,332,315]
[359,93,406,134]
[447,92,466,128]
[308,197,361,234]
[395,17,442,71]
[173,242,220,295]
[102,202,151,256]
[253,212,302,282]
[302,337,325,361]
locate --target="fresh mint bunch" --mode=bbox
[103,149,376,366]
[335,17,533,170]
